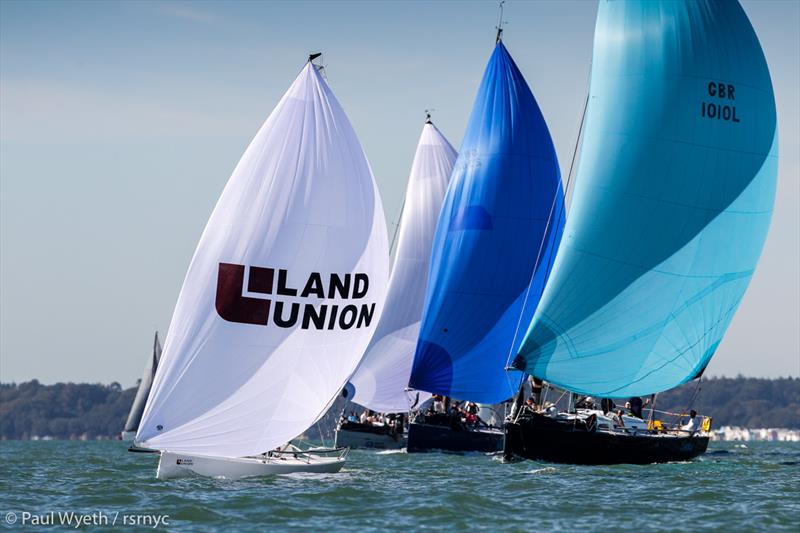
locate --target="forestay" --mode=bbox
[347,121,456,413]
[136,62,389,457]
[410,42,565,404]
[514,0,778,397]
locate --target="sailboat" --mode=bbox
[133,55,390,479]
[121,331,162,441]
[335,115,457,450]
[504,0,778,465]
[406,31,565,453]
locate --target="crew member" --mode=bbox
[601,398,615,414]
[681,410,700,433]
[629,396,644,418]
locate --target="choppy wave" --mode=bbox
[374,448,406,455]
[0,441,798,531]
[526,466,557,475]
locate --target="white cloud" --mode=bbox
[156,2,218,24]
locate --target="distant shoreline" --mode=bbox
[1,377,798,441]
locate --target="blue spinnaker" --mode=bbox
[409,42,565,404]
[514,0,778,397]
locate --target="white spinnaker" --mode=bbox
[347,123,456,413]
[136,63,389,457]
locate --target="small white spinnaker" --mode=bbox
[121,331,162,441]
[346,118,456,413]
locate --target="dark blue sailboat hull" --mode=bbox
[504,414,709,465]
[406,420,503,454]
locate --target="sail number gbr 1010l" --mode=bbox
[701,81,740,123]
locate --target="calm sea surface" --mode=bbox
[1,440,798,531]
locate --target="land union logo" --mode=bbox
[215,263,376,330]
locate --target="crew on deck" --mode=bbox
[523,396,537,415]
[681,410,699,433]
[575,396,595,410]
[613,409,626,428]
[345,409,405,433]
[601,398,615,414]
[433,395,446,414]
[629,396,645,418]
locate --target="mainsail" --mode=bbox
[123,331,162,436]
[347,120,456,413]
[136,61,389,457]
[514,0,778,397]
[409,41,565,404]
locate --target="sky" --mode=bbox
[1,0,798,387]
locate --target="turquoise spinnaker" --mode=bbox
[514,0,778,397]
[410,41,565,403]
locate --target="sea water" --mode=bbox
[0,440,797,531]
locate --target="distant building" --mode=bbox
[713,426,800,442]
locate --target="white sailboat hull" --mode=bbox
[156,449,347,480]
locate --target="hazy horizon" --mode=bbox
[1,0,798,386]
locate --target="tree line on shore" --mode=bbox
[0,376,797,440]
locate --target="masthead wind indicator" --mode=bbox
[424,108,435,124]
[495,0,506,43]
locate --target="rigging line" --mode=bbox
[388,195,407,258]
[680,376,703,424]
[561,64,592,210]
[309,52,328,81]
[648,393,658,426]
[502,66,592,374]
[337,399,350,427]
[317,421,327,448]
[553,389,567,407]
[503,351,524,406]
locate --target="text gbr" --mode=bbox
[701,81,740,123]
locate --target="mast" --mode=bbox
[495,0,506,43]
